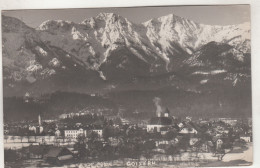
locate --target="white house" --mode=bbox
[92,129,103,137]
[59,114,69,119]
[38,126,44,134]
[55,130,61,137]
[178,122,184,128]
[147,110,172,133]
[179,127,198,134]
[29,125,37,132]
[240,135,251,142]
[121,118,130,125]
[64,128,86,139]
[189,137,199,146]
[216,138,224,149]
[29,125,44,134]
[155,140,175,147]
[219,118,238,126]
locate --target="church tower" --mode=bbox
[38,114,42,126]
[164,108,170,117]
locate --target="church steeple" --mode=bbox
[38,114,42,126]
[164,108,170,117]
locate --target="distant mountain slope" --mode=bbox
[3,91,117,121]
[107,84,251,119]
[2,15,105,96]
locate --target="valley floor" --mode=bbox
[200,142,253,167]
[5,143,253,168]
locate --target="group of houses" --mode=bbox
[5,106,252,155]
[146,108,199,135]
[146,108,252,153]
[4,105,253,167]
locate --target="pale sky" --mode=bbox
[2,5,250,28]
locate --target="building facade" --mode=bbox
[147,109,173,133]
[64,128,86,139]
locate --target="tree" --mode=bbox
[10,136,15,143]
[222,141,233,150]
[66,137,72,146]
[87,132,103,158]
[228,128,235,142]
[101,145,115,161]
[103,126,114,141]
[216,148,225,161]
[77,134,87,144]
[88,131,99,143]
[4,136,8,143]
[166,145,179,162]
[142,140,156,159]
[177,135,190,152]
[199,132,212,142]
[4,149,19,162]
[165,131,177,140]
[74,135,88,159]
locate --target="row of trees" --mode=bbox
[72,124,196,163]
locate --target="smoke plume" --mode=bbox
[153,97,162,117]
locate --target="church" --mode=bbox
[147,108,173,133]
[28,114,44,134]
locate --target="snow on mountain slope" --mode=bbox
[2,16,60,83]
[2,15,106,96]
[144,14,250,57]
[2,13,251,96]
[184,41,249,69]
[37,13,163,72]
[2,16,42,82]
[181,41,251,89]
[34,12,251,74]
[143,14,200,54]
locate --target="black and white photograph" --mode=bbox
[1,4,254,167]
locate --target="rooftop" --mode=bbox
[149,117,173,125]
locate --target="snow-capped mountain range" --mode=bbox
[2,13,251,96]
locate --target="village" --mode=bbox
[4,103,252,167]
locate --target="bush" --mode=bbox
[4,149,19,162]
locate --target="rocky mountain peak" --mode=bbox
[2,13,251,97]
[96,12,118,20]
[37,20,74,32]
[2,15,32,33]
